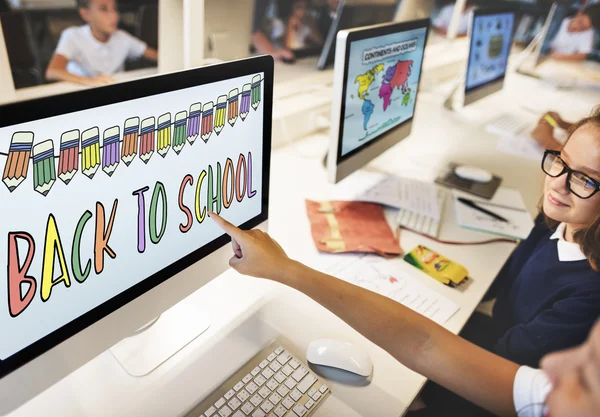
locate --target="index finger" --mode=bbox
[208,211,246,241]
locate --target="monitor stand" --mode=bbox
[109,300,210,376]
[443,76,465,111]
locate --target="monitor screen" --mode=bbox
[465,11,515,93]
[0,60,271,379]
[338,25,427,159]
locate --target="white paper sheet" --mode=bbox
[496,134,545,161]
[317,254,459,326]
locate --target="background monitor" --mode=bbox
[0,56,273,413]
[464,7,516,106]
[316,0,400,70]
[327,19,430,183]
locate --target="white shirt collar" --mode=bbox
[549,223,587,262]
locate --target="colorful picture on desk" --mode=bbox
[0,73,265,365]
[341,26,427,157]
[465,12,515,91]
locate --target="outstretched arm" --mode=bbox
[209,212,520,417]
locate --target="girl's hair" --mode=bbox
[543,106,600,271]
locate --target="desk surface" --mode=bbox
[6,68,600,417]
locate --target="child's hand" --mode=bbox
[82,75,115,86]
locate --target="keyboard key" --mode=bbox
[289,389,302,402]
[225,389,236,400]
[292,404,307,416]
[219,405,233,417]
[215,398,226,409]
[232,412,244,417]
[307,388,317,398]
[275,346,284,355]
[259,360,269,369]
[269,361,282,372]
[266,379,279,391]
[242,374,253,384]
[258,387,271,399]
[251,367,261,376]
[281,364,294,376]
[254,375,267,387]
[250,394,263,407]
[282,397,295,410]
[311,392,322,402]
[277,386,290,398]
[277,352,291,365]
[269,392,282,405]
[288,359,300,369]
[246,382,258,394]
[304,399,314,409]
[251,410,265,417]
[296,374,317,394]
[274,405,287,417]
[274,371,287,383]
[284,378,297,390]
[261,368,275,380]
[233,382,245,392]
[319,384,328,394]
[204,406,217,416]
[228,398,242,411]
[241,402,254,415]
[267,353,278,362]
[237,389,250,403]
[260,400,274,414]
[291,367,308,382]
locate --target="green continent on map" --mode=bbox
[354,63,384,100]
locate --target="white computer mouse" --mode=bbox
[454,165,493,183]
[306,339,373,377]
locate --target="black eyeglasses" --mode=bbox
[541,150,600,199]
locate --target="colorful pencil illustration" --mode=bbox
[173,111,187,154]
[228,88,239,127]
[240,84,251,121]
[251,75,261,110]
[102,126,120,176]
[187,103,201,145]
[81,127,100,179]
[57,129,79,184]
[139,117,155,164]
[122,116,139,166]
[157,113,171,158]
[3,131,33,192]
[201,102,213,143]
[214,95,227,135]
[32,139,56,196]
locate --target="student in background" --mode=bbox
[550,4,600,61]
[251,0,296,62]
[432,0,477,37]
[207,210,600,417]
[285,0,323,51]
[46,0,158,86]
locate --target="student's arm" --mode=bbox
[46,54,114,86]
[209,213,520,417]
[252,31,294,61]
[143,47,158,62]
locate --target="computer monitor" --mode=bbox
[0,56,273,413]
[463,7,516,106]
[327,19,429,183]
[316,0,400,70]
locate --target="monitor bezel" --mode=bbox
[335,18,430,166]
[464,7,517,97]
[0,55,274,380]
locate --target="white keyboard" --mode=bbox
[396,189,446,238]
[186,341,330,417]
[485,113,531,137]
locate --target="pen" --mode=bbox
[457,197,509,223]
[544,114,559,129]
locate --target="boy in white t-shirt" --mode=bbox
[46,0,158,86]
[551,4,600,61]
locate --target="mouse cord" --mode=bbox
[399,226,519,246]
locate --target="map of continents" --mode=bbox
[353,60,414,131]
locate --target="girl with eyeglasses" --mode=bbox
[207,211,600,417]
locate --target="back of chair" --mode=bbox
[136,4,158,50]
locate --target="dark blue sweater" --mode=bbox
[488,216,600,368]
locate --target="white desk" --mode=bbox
[6,69,600,417]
